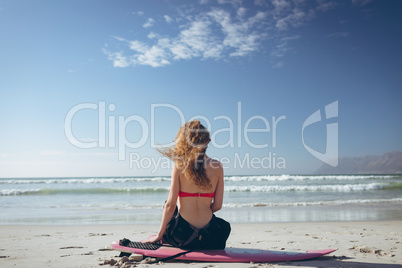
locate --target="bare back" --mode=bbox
[177,157,224,229]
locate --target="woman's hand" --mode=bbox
[143,233,163,244]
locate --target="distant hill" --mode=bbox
[315,151,402,174]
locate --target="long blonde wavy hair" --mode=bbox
[157,120,212,189]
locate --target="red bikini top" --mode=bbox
[178,191,215,198]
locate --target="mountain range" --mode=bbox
[315,151,402,174]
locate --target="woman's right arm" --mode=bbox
[145,164,180,243]
[210,162,224,213]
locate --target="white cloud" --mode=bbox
[237,7,247,18]
[103,49,131,68]
[143,18,155,28]
[106,38,171,67]
[254,0,268,7]
[207,8,267,57]
[134,11,144,16]
[217,0,242,6]
[316,0,336,12]
[270,35,300,61]
[105,1,341,68]
[176,20,213,58]
[271,41,288,58]
[164,15,173,23]
[272,0,291,15]
[105,7,269,67]
[129,40,148,53]
[137,44,171,67]
[148,32,158,39]
[275,7,309,30]
[273,61,285,69]
[281,35,301,41]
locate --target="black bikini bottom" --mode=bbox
[163,207,231,250]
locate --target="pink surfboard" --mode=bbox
[108,241,336,263]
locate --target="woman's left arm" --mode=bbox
[145,164,180,243]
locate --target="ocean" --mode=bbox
[1,174,402,225]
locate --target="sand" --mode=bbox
[0,221,401,268]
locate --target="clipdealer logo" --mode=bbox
[302,101,338,167]
[64,101,338,170]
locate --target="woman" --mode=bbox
[145,120,231,249]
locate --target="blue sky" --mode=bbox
[0,0,401,178]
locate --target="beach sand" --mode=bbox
[0,221,401,268]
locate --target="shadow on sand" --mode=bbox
[272,255,402,268]
[173,255,401,268]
